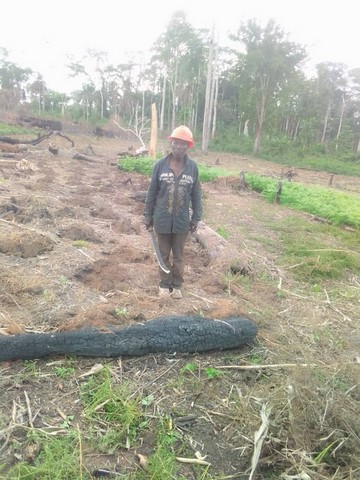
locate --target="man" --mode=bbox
[144,126,202,299]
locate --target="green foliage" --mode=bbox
[140,416,180,479]
[180,362,197,374]
[246,173,360,229]
[72,239,88,248]
[204,367,224,379]
[216,226,229,239]
[4,430,82,479]
[23,360,41,377]
[113,306,129,318]
[209,131,254,155]
[118,156,228,183]
[248,352,264,365]
[54,366,76,379]
[261,135,293,160]
[59,275,69,287]
[80,367,144,451]
[118,156,156,176]
[0,122,34,136]
[271,217,360,282]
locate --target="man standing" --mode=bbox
[144,126,202,298]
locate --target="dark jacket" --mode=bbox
[144,154,202,234]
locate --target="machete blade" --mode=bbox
[149,230,170,274]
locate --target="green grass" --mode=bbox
[118,156,229,183]
[132,416,181,479]
[0,122,35,136]
[246,173,360,229]
[2,430,83,480]
[80,367,145,452]
[216,226,229,239]
[209,131,360,177]
[267,217,360,282]
[73,240,89,248]
[118,155,360,230]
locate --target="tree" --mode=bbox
[68,49,111,120]
[229,19,306,155]
[202,24,215,154]
[150,11,208,133]
[0,50,32,111]
[29,75,47,114]
[315,62,349,144]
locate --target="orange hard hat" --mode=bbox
[169,125,194,148]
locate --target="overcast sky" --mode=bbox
[0,0,358,93]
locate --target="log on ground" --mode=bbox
[0,315,258,361]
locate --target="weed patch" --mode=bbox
[80,367,145,452]
[2,430,82,479]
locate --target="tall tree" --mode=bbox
[0,50,32,111]
[202,25,215,153]
[315,62,348,144]
[150,11,208,132]
[29,75,47,114]
[229,19,306,155]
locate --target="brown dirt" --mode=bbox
[0,129,359,479]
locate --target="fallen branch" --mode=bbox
[248,403,272,480]
[217,361,355,370]
[176,456,211,466]
[0,131,74,147]
[217,363,318,370]
[24,391,34,428]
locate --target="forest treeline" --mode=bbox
[1,11,360,162]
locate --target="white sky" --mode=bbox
[0,0,358,93]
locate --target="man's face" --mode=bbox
[171,139,189,158]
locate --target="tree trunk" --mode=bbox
[171,61,178,131]
[336,95,346,147]
[253,74,269,156]
[160,75,166,131]
[321,99,331,144]
[211,47,219,139]
[192,221,253,276]
[0,316,258,361]
[202,25,215,154]
[149,103,157,159]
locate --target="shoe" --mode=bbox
[171,288,182,299]
[159,287,170,297]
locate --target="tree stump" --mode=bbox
[275,180,282,203]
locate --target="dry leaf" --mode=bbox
[195,451,208,461]
[79,363,104,378]
[136,453,148,470]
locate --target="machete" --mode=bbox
[149,230,170,273]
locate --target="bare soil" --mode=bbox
[0,129,359,479]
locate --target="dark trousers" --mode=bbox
[157,232,188,289]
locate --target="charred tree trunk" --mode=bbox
[0,315,258,361]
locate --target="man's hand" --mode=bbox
[144,220,153,231]
[190,222,198,233]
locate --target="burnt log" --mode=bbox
[0,315,258,361]
[0,131,74,148]
[93,127,115,138]
[18,115,62,131]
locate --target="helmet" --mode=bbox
[169,125,194,148]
